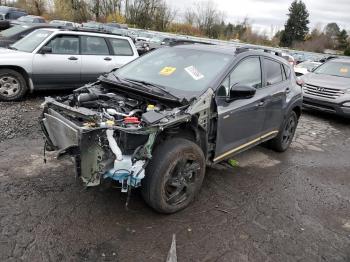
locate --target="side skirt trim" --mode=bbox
[213,130,278,162]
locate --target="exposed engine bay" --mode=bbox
[40,80,213,194]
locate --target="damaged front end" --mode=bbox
[40,81,196,192]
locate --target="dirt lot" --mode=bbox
[1,94,350,262]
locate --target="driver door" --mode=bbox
[32,34,81,89]
[214,56,267,162]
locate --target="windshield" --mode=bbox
[114,47,232,97]
[150,37,162,43]
[0,25,29,37]
[313,61,350,78]
[18,16,34,22]
[11,29,52,52]
[0,13,4,20]
[139,32,153,38]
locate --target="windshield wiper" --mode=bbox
[124,78,179,101]
[7,46,17,50]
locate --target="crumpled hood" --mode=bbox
[303,73,350,90]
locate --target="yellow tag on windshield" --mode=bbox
[340,67,348,74]
[160,67,176,76]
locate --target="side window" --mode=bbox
[264,58,283,85]
[8,12,17,20]
[217,77,230,97]
[81,36,109,55]
[46,35,79,55]
[108,38,133,56]
[230,57,262,89]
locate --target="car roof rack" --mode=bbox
[58,27,133,39]
[235,46,283,57]
[169,39,215,46]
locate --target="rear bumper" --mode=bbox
[303,97,350,117]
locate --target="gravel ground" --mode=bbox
[0,96,350,262]
[0,97,42,142]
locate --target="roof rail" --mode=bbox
[169,39,215,47]
[235,46,283,57]
[58,27,133,40]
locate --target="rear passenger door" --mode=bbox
[261,57,288,134]
[80,35,113,83]
[107,37,137,69]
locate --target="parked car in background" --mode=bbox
[40,44,302,213]
[135,31,155,42]
[0,6,27,30]
[294,61,322,76]
[81,21,105,31]
[105,22,128,29]
[11,15,46,26]
[318,55,338,63]
[0,28,138,101]
[49,20,79,28]
[0,24,56,48]
[281,52,296,66]
[302,58,350,117]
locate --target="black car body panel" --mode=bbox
[40,45,302,203]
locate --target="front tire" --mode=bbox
[0,69,28,101]
[142,138,206,214]
[268,111,298,152]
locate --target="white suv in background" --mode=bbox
[0,28,139,101]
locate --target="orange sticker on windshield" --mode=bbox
[340,67,348,74]
[160,67,176,76]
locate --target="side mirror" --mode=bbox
[228,85,256,101]
[40,46,52,54]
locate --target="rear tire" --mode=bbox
[142,138,206,214]
[268,111,298,152]
[0,69,28,101]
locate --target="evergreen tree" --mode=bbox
[337,29,349,50]
[280,0,310,47]
[325,23,340,38]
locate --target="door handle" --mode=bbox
[104,57,112,61]
[256,100,265,107]
[68,56,78,61]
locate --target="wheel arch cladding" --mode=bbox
[154,123,208,158]
[292,106,302,119]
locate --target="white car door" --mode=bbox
[32,34,81,89]
[106,37,139,70]
[80,35,115,83]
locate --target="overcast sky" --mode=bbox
[167,0,350,36]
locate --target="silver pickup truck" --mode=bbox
[0,28,139,101]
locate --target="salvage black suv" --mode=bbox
[41,45,302,213]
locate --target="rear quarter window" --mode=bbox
[264,58,284,85]
[108,38,133,56]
